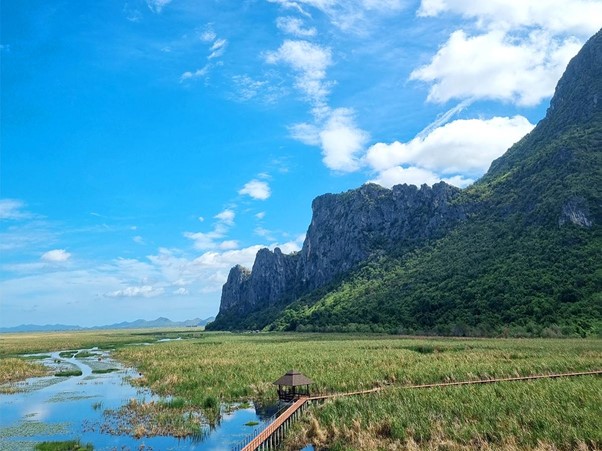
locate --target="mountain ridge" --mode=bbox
[0,316,215,334]
[207,29,602,336]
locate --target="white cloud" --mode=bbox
[370,166,441,188]
[366,116,534,176]
[255,212,266,219]
[231,75,268,101]
[180,65,210,83]
[276,16,317,37]
[291,108,369,172]
[105,285,165,298]
[410,29,582,106]
[0,199,32,220]
[219,240,239,250]
[181,28,228,84]
[214,209,235,225]
[184,231,222,251]
[133,235,145,245]
[146,0,172,14]
[198,216,205,222]
[239,179,272,200]
[417,0,602,35]
[174,287,189,296]
[184,209,236,250]
[319,108,369,172]
[275,234,305,254]
[269,0,407,31]
[200,30,217,42]
[265,40,333,104]
[255,227,275,241]
[41,249,71,263]
[209,38,228,59]
[289,122,321,145]
[194,245,266,270]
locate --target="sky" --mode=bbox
[1,0,600,327]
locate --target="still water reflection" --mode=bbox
[0,349,282,450]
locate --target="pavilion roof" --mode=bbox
[273,369,313,386]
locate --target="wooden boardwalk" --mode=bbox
[236,369,601,450]
[311,369,602,400]
[241,397,309,451]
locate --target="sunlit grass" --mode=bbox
[286,376,602,450]
[115,333,602,404]
[0,357,49,384]
[1,330,600,448]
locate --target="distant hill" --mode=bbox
[0,316,215,333]
[208,29,602,337]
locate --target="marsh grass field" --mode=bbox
[1,330,601,450]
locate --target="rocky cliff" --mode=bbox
[209,29,602,335]
[216,181,467,318]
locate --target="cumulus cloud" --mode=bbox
[239,179,272,200]
[366,116,534,175]
[366,116,533,188]
[412,0,595,107]
[291,108,369,172]
[265,40,333,104]
[319,108,369,172]
[410,29,582,106]
[146,0,172,14]
[41,249,71,263]
[276,16,317,37]
[417,0,602,35]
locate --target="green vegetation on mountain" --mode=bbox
[208,29,602,336]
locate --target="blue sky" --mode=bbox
[1,0,600,327]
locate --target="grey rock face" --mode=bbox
[219,265,251,313]
[559,197,593,228]
[218,249,299,315]
[218,181,466,317]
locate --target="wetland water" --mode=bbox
[0,349,280,450]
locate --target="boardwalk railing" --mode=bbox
[231,403,290,451]
[238,397,309,451]
[233,369,601,451]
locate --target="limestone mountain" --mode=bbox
[207,29,602,336]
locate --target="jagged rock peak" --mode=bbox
[215,180,467,320]
[545,28,602,130]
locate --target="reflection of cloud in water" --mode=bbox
[23,401,50,421]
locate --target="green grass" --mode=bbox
[35,440,93,450]
[1,330,600,449]
[0,358,49,384]
[54,370,83,377]
[286,377,602,450]
[91,368,119,374]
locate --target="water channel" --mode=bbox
[0,349,283,450]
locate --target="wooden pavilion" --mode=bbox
[273,370,313,402]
